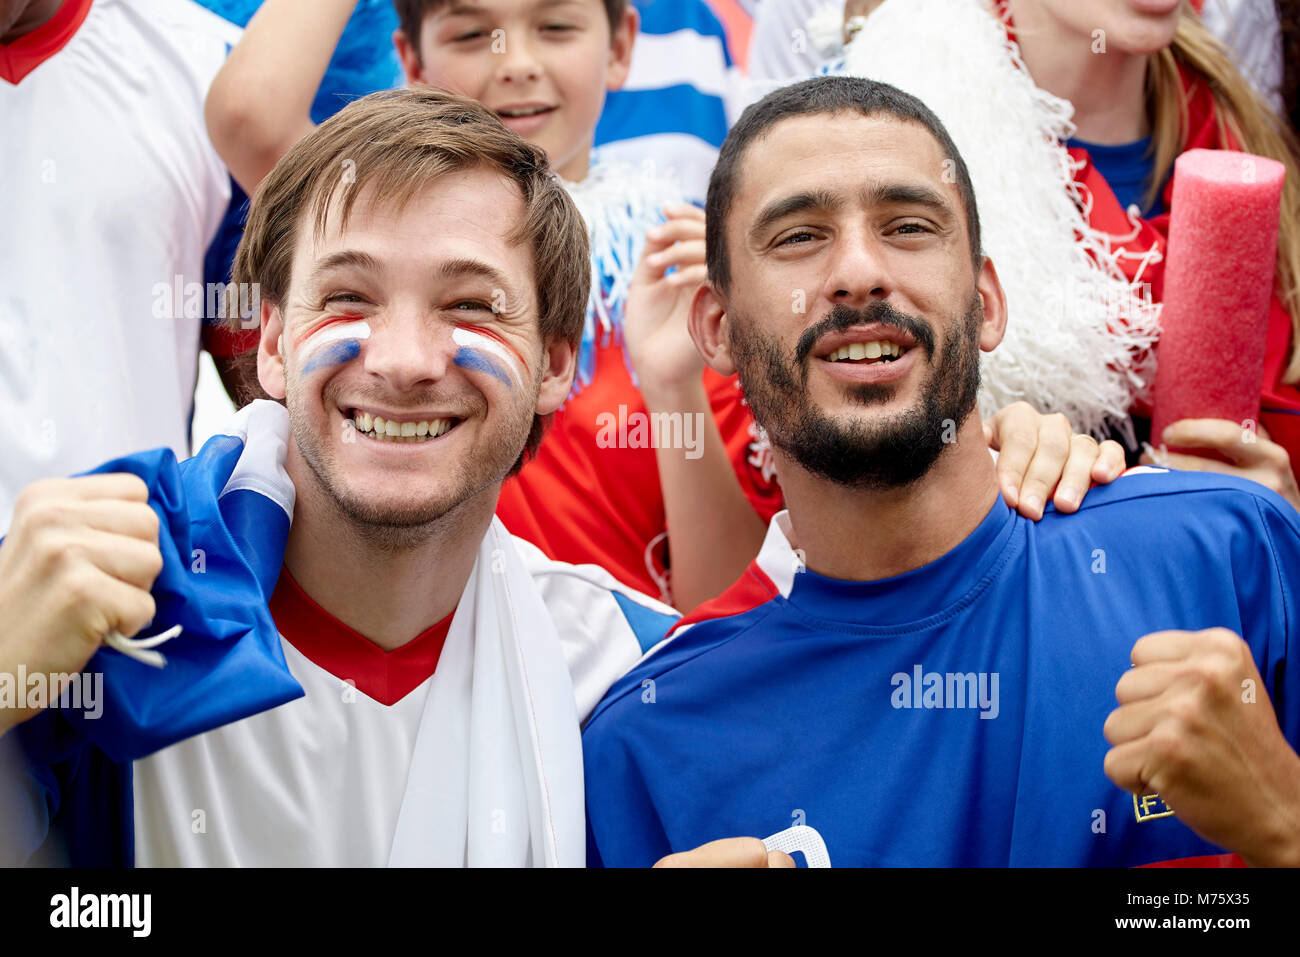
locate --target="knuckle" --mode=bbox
[125,590,157,637]
[738,837,769,865]
[137,504,161,539]
[63,570,98,610]
[119,473,150,501]
[1038,430,1070,457]
[145,546,164,580]
[1149,723,1189,769]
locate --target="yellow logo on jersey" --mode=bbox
[1133,793,1176,822]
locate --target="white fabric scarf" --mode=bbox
[388,519,585,867]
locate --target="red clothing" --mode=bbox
[269,568,452,707]
[1066,67,1300,466]
[497,340,781,603]
[0,0,92,85]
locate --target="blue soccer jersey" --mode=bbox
[582,468,1300,867]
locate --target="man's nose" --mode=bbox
[359,305,450,391]
[821,226,893,308]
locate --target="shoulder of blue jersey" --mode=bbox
[584,465,1300,734]
[582,582,782,732]
[1059,465,1300,531]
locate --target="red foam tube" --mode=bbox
[1150,149,1284,448]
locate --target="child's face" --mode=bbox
[395,0,636,182]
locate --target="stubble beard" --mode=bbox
[286,381,536,552]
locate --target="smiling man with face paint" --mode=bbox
[0,88,677,868]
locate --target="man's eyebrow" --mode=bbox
[437,257,519,301]
[306,250,383,288]
[749,189,843,242]
[868,182,955,216]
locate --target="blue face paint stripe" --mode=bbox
[454,346,513,387]
[302,338,361,375]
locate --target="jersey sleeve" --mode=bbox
[705,368,784,524]
[513,535,680,721]
[1,709,133,866]
[1241,492,1300,747]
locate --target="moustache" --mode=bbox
[794,302,936,368]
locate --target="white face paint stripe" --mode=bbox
[297,318,371,369]
[451,326,525,388]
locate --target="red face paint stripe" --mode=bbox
[454,322,528,368]
[291,314,366,350]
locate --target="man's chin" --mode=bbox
[329,485,465,531]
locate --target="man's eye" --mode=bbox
[453,300,493,311]
[894,223,932,235]
[777,232,816,246]
[325,293,365,305]
[542,22,576,33]
[454,29,488,42]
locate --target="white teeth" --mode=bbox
[351,412,452,442]
[827,340,906,362]
[501,105,550,117]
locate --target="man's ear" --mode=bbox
[535,333,578,416]
[975,256,1008,353]
[689,280,736,376]
[605,6,638,92]
[393,28,426,86]
[258,299,288,400]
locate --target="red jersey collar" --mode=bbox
[0,0,94,86]
[269,568,453,706]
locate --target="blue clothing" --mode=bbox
[583,469,1300,867]
[1068,135,1167,217]
[594,0,736,203]
[4,404,306,866]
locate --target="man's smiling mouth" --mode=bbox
[348,408,461,443]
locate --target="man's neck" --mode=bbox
[777,416,1002,582]
[1010,0,1151,144]
[1,0,64,44]
[280,447,496,652]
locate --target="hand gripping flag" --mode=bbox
[20,400,305,763]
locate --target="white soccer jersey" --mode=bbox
[132,540,676,867]
[0,0,240,530]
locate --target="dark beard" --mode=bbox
[729,297,983,490]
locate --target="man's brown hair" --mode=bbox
[230,86,590,471]
[392,0,630,52]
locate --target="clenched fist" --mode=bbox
[1103,627,1300,866]
[0,475,163,734]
